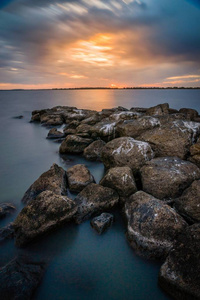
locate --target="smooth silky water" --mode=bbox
[0,89,199,299]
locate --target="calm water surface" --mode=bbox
[0,89,199,300]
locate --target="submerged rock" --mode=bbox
[0,256,45,300]
[0,203,16,219]
[0,223,14,242]
[174,180,200,223]
[14,190,77,247]
[138,120,200,159]
[100,166,137,198]
[101,137,154,174]
[140,157,200,199]
[125,191,187,259]
[83,140,106,161]
[91,213,114,234]
[59,135,93,154]
[74,183,119,224]
[47,128,65,139]
[158,223,200,299]
[21,163,67,204]
[66,164,95,192]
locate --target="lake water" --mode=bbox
[0,89,199,300]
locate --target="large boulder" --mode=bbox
[116,116,160,138]
[146,103,169,116]
[125,191,187,259]
[100,166,137,197]
[83,140,106,161]
[90,119,118,141]
[158,224,200,300]
[188,142,200,167]
[90,213,114,234]
[21,164,67,204]
[40,113,64,126]
[74,183,119,224]
[174,180,200,223]
[66,164,95,192]
[101,137,154,174]
[140,157,200,199]
[0,256,45,300]
[179,108,199,121]
[0,203,16,219]
[59,135,93,154]
[138,120,200,159]
[14,190,77,247]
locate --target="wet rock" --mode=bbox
[138,120,200,159]
[146,103,169,116]
[179,108,199,121]
[13,115,23,119]
[91,213,114,234]
[66,164,95,192]
[174,180,200,223]
[125,191,187,259]
[31,113,40,122]
[101,137,154,174]
[140,157,200,199]
[0,256,45,300]
[83,140,106,161]
[21,163,67,204]
[0,203,16,219]
[90,118,118,141]
[40,113,64,126]
[116,116,160,138]
[158,223,200,300]
[14,190,77,247]
[100,166,137,197]
[0,223,14,242]
[59,135,93,154]
[74,183,119,224]
[47,128,65,139]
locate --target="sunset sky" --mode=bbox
[0,0,200,89]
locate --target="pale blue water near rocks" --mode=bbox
[0,89,200,300]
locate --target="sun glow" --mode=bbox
[70,34,115,66]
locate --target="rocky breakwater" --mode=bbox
[3,102,200,299]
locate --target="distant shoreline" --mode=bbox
[0,87,200,91]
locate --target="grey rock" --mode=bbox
[125,191,187,259]
[66,164,95,192]
[21,163,67,204]
[91,213,114,234]
[140,157,200,199]
[47,128,65,139]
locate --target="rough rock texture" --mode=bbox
[158,224,200,300]
[0,203,16,219]
[74,183,119,224]
[90,119,118,141]
[188,142,200,167]
[100,166,137,197]
[116,116,160,138]
[140,157,200,199]
[101,137,154,174]
[47,128,65,139]
[0,256,45,300]
[174,180,200,223]
[0,223,14,242]
[59,135,93,154]
[138,120,200,159]
[21,164,67,204]
[146,103,169,116]
[66,164,95,192]
[91,213,114,234]
[40,113,64,126]
[179,108,199,121]
[14,190,77,247]
[125,191,187,259]
[83,140,106,161]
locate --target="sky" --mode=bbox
[0,0,200,89]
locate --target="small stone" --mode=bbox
[91,213,114,234]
